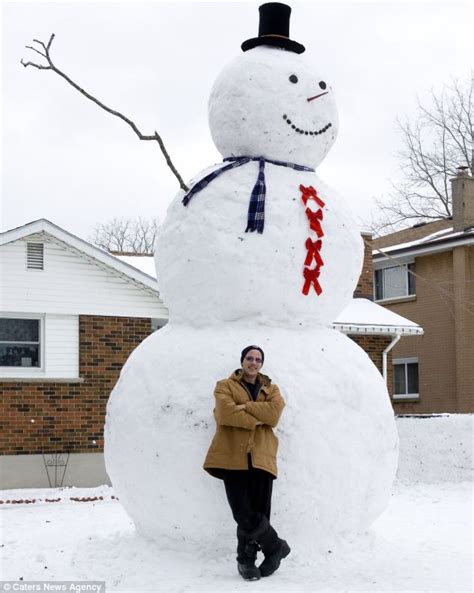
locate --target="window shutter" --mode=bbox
[27,242,44,270]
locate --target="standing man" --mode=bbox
[204,345,290,580]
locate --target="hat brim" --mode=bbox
[241,36,305,54]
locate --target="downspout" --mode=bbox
[382,334,401,386]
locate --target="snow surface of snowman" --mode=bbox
[105,42,398,554]
[157,47,362,326]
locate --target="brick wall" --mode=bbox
[350,235,395,400]
[452,245,474,413]
[354,232,374,299]
[349,335,394,397]
[0,316,152,455]
[382,251,457,413]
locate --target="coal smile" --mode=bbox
[282,114,332,136]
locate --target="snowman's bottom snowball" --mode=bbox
[104,323,398,551]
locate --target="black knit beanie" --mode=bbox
[240,345,265,365]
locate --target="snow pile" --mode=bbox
[0,484,115,505]
[1,418,471,591]
[1,481,472,591]
[396,414,473,484]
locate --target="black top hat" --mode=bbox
[241,2,305,54]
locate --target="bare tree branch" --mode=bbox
[21,34,189,192]
[20,60,51,71]
[24,45,47,59]
[89,217,160,254]
[373,76,473,234]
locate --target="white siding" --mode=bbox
[44,314,79,378]
[0,235,168,319]
[0,313,79,379]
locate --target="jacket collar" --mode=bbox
[230,369,272,392]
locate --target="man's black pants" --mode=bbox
[222,457,274,534]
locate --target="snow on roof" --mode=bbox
[113,255,156,279]
[373,227,474,256]
[333,298,423,335]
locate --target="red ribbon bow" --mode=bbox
[305,208,324,238]
[300,184,325,208]
[302,266,322,296]
[299,184,326,297]
[304,238,324,267]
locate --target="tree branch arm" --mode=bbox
[21,34,189,192]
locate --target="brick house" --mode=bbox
[337,232,423,392]
[0,219,420,488]
[373,170,474,413]
[0,219,167,488]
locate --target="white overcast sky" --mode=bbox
[1,0,472,241]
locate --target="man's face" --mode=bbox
[242,349,263,380]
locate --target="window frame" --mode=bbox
[392,357,420,400]
[0,313,45,373]
[374,259,416,301]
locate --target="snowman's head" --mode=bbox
[208,47,338,168]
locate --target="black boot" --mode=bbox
[253,517,290,577]
[236,528,261,581]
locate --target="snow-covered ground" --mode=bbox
[1,415,472,593]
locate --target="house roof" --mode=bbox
[0,219,159,294]
[332,298,424,335]
[373,218,452,249]
[114,254,156,278]
[373,224,474,260]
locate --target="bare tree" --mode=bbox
[21,34,188,192]
[90,217,160,255]
[371,76,473,235]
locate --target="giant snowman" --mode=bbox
[105,3,398,553]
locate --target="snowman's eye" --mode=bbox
[319,81,327,89]
[289,74,298,84]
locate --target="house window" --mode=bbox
[0,318,41,367]
[375,263,415,300]
[393,358,419,399]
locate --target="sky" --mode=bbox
[1,0,472,242]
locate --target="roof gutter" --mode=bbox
[382,335,401,384]
[373,235,474,261]
[332,324,423,336]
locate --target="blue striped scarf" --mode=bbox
[182,156,315,233]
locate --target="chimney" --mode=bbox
[354,232,374,300]
[451,167,474,232]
